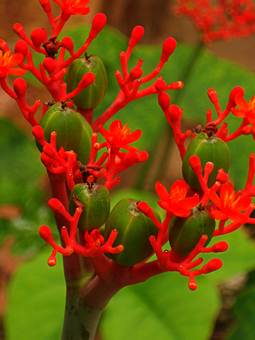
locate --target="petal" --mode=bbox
[120,144,139,152]
[123,129,142,144]
[172,205,192,218]
[109,120,121,135]
[232,108,246,118]
[170,180,187,199]
[157,200,168,211]
[155,181,169,201]
[220,183,234,198]
[8,53,24,67]
[8,68,27,76]
[181,195,200,210]
[234,196,252,212]
[99,125,111,141]
[235,93,249,111]
[228,210,248,224]
[208,189,221,208]
[210,209,228,220]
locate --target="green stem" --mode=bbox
[61,285,103,340]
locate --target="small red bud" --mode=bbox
[137,151,148,162]
[79,72,95,89]
[129,26,145,47]
[39,0,52,12]
[14,40,28,56]
[43,57,56,73]
[204,162,214,174]
[43,144,57,158]
[207,89,218,104]
[13,23,26,39]
[61,37,74,51]
[129,67,143,80]
[203,259,223,273]
[243,125,252,135]
[155,78,166,92]
[13,78,27,97]
[213,241,228,252]
[48,198,64,213]
[0,39,10,52]
[216,169,228,183]
[90,13,107,39]
[189,155,201,173]
[161,37,177,63]
[39,225,53,242]
[171,81,183,90]
[32,125,45,143]
[137,201,151,215]
[169,104,181,121]
[31,28,45,48]
[158,92,170,111]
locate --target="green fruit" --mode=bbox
[37,102,83,152]
[69,183,110,232]
[37,102,92,164]
[182,132,230,190]
[105,198,160,266]
[169,206,215,256]
[67,54,108,110]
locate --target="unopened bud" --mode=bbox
[203,259,223,274]
[189,155,201,173]
[129,25,144,47]
[229,86,244,108]
[216,169,228,183]
[169,104,181,121]
[39,225,53,242]
[158,92,170,111]
[213,241,228,252]
[137,151,148,162]
[43,57,56,73]
[204,162,214,174]
[155,78,166,92]
[129,67,143,80]
[207,88,218,104]
[13,23,26,39]
[13,78,27,97]
[89,13,107,39]
[14,40,28,56]
[48,198,64,214]
[79,72,95,89]
[31,28,45,48]
[61,37,74,51]
[161,37,177,63]
[39,0,52,12]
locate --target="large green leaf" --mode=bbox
[0,118,54,256]
[7,252,65,340]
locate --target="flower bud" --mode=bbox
[129,26,144,47]
[161,37,177,63]
[31,28,45,48]
[14,40,28,56]
[13,78,27,97]
[89,13,107,39]
[158,92,170,112]
[61,37,74,52]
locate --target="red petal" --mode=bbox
[8,53,24,67]
[99,125,111,141]
[234,197,252,212]
[232,108,247,118]
[228,210,248,224]
[210,209,228,220]
[123,129,142,144]
[235,93,249,111]
[181,195,199,210]
[220,183,234,198]
[170,180,187,199]
[8,68,27,76]
[155,182,169,201]
[172,206,192,218]
[157,200,168,211]
[109,120,121,135]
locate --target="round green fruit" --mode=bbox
[105,198,160,267]
[67,54,107,110]
[169,206,215,256]
[69,183,110,232]
[182,132,230,190]
[37,102,92,164]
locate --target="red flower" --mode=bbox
[155,180,199,217]
[99,120,142,152]
[208,183,251,223]
[53,0,90,16]
[0,51,26,78]
[232,93,255,126]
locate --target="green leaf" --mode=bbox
[7,251,65,340]
[102,274,220,340]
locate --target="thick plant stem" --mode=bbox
[61,285,103,340]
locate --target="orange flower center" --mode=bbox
[222,190,240,209]
[248,96,255,114]
[115,122,131,141]
[170,186,185,204]
[0,51,12,68]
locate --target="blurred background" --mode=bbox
[1,1,255,340]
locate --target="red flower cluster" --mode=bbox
[0,51,26,78]
[174,0,255,42]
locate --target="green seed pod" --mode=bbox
[67,54,108,110]
[182,132,230,190]
[69,183,110,232]
[105,198,160,267]
[37,102,92,165]
[169,206,215,256]
[37,102,83,152]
